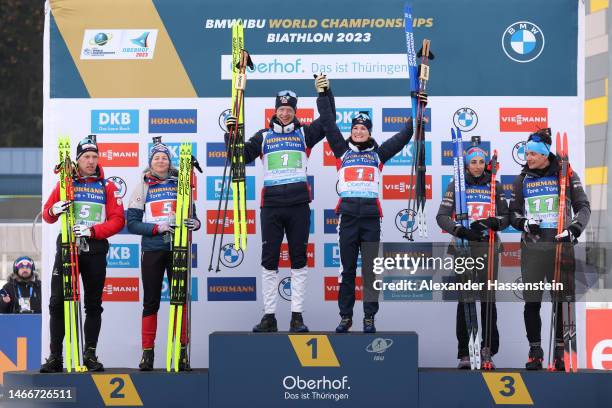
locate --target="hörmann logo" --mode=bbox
[207,277,257,301]
[382,108,431,133]
[499,108,548,132]
[149,109,197,133]
[206,142,255,167]
[97,143,139,167]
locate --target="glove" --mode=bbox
[314,74,329,93]
[72,224,91,238]
[555,224,580,242]
[455,226,483,242]
[184,218,200,231]
[522,218,541,235]
[225,115,237,131]
[411,91,428,106]
[50,200,71,216]
[158,222,174,234]
[474,216,502,232]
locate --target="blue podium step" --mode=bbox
[2,332,612,407]
[2,368,209,408]
[209,331,419,407]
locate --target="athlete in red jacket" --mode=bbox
[40,135,124,373]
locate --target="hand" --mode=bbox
[158,222,174,234]
[184,218,200,231]
[225,115,237,131]
[455,226,483,242]
[314,74,329,93]
[51,200,71,216]
[1,294,10,304]
[555,224,580,242]
[72,224,91,238]
[411,91,428,106]
[523,218,541,235]
[474,216,501,231]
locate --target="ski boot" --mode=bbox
[481,347,495,370]
[457,356,471,369]
[253,313,278,332]
[139,348,154,371]
[335,316,353,333]
[363,316,376,333]
[40,354,63,373]
[179,346,191,372]
[83,347,104,372]
[525,344,544,370]
[551,345,565,372]
[289,312,309,333]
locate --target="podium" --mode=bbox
[3,331,612,407]
[209,332,418,407]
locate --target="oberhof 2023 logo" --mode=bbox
[502,21,545,63]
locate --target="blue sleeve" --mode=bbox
[127,208,156,236]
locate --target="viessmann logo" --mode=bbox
[382,175,432,200]
[97,143,139,167]
[206,210,256,234]
[279,243,315,268]
[102,277,139,302]
[324,276,362,301]
[499,108,548,132]
[264,108,314,127]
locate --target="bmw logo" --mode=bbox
[513,276,524,300]
[220,243,244,268]
[453,108,478,132]
[512,141,527,165]
[395,209,417,234]
[278,277,291,301]
[218,108,233,132]
[108,176,127,199]
[502,21,545,63]
[91,32,112,46]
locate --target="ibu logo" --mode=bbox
[106,244,139,268]
[502,21,545,63]
[335,108,373,132]
[91,110,139,134]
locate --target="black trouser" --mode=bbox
[456,241,500,358]
[337,214,380,318]
[141,250,173,318]
[521,241,574,344]
[49,246,107,355]
[260,203,310,270]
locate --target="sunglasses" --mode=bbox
[277,90,297,98]
[354,112,371,121]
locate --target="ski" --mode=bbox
[548,132,577,372]
[56,136,86,372]
[166,143,193,372]
[403,3,433,241]
[451,127,480,370]
[208,20,253,272]
[483,149,498,370]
